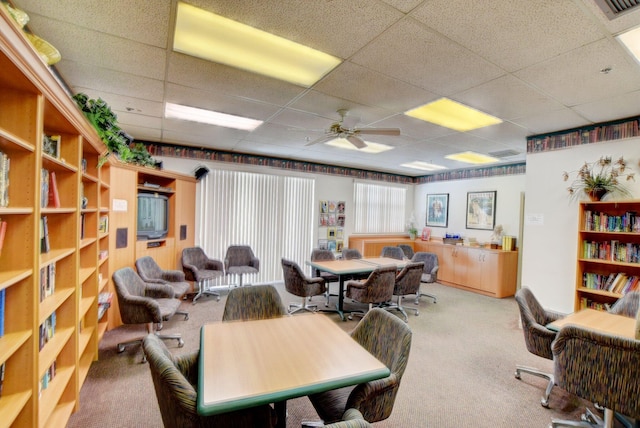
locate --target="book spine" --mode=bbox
[0,288,5,337]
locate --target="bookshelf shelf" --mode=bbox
[0,330,30,363]
[0,268,31,290]
[38,366,74,425]
[38,326,74,377]
[0,390,32,428]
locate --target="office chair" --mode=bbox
[384,262,424,322]
[222,284,287,321]
[341,248,362,260]
[380,246,405,260]
[112,267,184,362]
[514,287,564,408]
[397,244,414,259]
[308,308,412,424]
[303,408,372,428]
[143,334,277,427]
[281,258,327,314]
[135,255,190,302]
[411,252,439,304]
[609,291,640,317]
[181,247,224,304]
[346,265,396,320]
[224,245,260,287]
[310,248,339,307]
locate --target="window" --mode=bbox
[353,182,406,233]
[196,170,315,283]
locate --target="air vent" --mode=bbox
[488,149,520,158]
[593,0,640,20]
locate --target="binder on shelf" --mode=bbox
[0,219,6,256]
[0,151,9,208]
[0,288,5,338]
[40,216,50,253]
[48,170,60,208]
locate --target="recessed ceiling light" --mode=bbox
[405,98,502,132]
[173,2,341,87]
[325,138,394,154]
[400,161,448,171]
[165,102,263,131]
[617,25,640,65]
[445,151,499,164]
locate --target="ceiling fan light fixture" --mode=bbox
[445,151,499,164]
[616,26,640,65]
[405,98,502,132]
[401,161,448,171]
[173,2,341,87]
[165,102,263,131]
[325,138,394,154]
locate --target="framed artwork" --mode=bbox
[426,193,449,227]
[466,191,496,230]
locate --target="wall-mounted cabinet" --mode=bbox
[0,5,109,427]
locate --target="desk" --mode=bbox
[547,308,636,338]
[198,314,390,428]
[306,257,406,320]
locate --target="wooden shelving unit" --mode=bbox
[575,200,640,311]
[0,4,109,427]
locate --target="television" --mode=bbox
[137,193,169,240]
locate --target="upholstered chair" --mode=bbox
[281,258,327,314]
[222,284,287,322]
[135,255,191,301]
[397,244,414,259]
[181,247,224,303]
[142,334,277,428]
[550,325,640,427]
[303,408,372,428]
[380,246,405,260]
[112,267,184,361]
[384,262,424,322]
[609,291,640,317]
[411,252,439,304]
[341,248,362,260]
[224,245,260,287]
[346,265,397,320]
[308,308,412,424]
[310,249,339,306]
[514,287,564,408]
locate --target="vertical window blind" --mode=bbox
[196,169,315,284]
[353,181,406,233]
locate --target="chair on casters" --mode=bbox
[384,262,424,322]
[346,265,396,320]
[224,245,259,287]
[112,267,185,362]
[411,252,439,304]
[608,290,640,317]
[397,244,414,259]
[222,284,287,321]
[549,321,640,428]
[135,256,190,319]
[514,287,564,408]
[281,258,327,314]
[380,246,405,260]
[308,308,412,424]
[341,248,362,260]
[181,247,224,304]
[143,334,277,428]
[310,249,339,307]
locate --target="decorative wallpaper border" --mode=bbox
[526,115,640,153]
[141,141,525,184]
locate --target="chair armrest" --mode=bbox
[250,257,260,270]
[205,258,224,271]
[119,295,163,324]
[431,265,439,274]
[545,309,564,324]
[323,408,371,427]
[161,270,186,282]
[346,280,366,292]
[144,282,176,298]
[306,277,325,286]
[174,350,200,387]
[345,373,399,417]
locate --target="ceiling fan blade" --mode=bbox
[305,134,335,146]
[346,135,367,149]
[356,128,401,136]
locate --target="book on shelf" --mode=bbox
[42,134,60,158]
[40,262,56,302]
[80,213,85,239]
[48,170,60,208]
[0,362,5,398]
[98,292,113,321]
[0,151,9,208]
[41,168,49,208]
[40,216,50,254]
[0,218,6,256]
[98,215,108,234]
[0,288,5,338]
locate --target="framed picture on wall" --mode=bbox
[426,193,449,227]
[466,191,496,230]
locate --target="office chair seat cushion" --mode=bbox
[156,298,182,319]
[226,266,259,275]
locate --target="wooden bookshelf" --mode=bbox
[0,4,109,427]
[575,200,640,311]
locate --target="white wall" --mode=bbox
[521,137,640,313]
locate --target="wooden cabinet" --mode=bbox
[574,200,640,311]
[347,235,414,257]
[0,5,108,427]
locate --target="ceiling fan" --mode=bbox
[305,109,401,149]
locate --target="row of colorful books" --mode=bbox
[40,215,50,254]
[0,151,9,207]
[40,169,60,208]
[582,272,640,295]
[579,297,612,312]
[582,240,640,264]
[583,210,639,233]
[39,360,57,397]
[40,262,56,302]
[39,311,56,351]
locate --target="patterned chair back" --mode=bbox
[393,262,423,296]
[411,252,439,282]
[181,247,208,270]
[397,244,414,259]
[222,284,287,321]
[342,248,362,260]
[135,256,163,281]
[514,287,559,360]
[380,246,405,260]
[609,291,640,318]
[348,265,397,305]
[225,245,258,268]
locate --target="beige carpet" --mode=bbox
[67,282,603,428]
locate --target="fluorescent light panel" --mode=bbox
[401,161,448,171]
[325,138,394,154]
[174,2,341,87]
[165,102,263,131]
[445,151,499,164]
[405,98,502,132]
[617,26,640,65]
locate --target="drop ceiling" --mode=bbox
[13,0,640,177]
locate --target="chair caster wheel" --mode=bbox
[541,400,549,408]
[117,344,125,353]
[184,314,189,321]
[514,371,521,380]
[347,315,353,320]
[216,296,221,301]
[177,339,184,348]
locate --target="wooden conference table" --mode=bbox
[306,257,407,320]
[198,313,390,428]
[547,308,636,338]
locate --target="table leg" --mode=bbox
[274,400,287,428]
[336,275,346,321]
